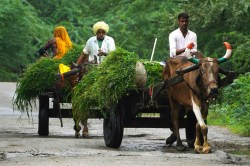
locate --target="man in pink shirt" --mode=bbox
[169,12,197,58]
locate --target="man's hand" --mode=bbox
[190,51,197,55]
[98,49,107,56]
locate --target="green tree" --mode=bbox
[28,0,182,60]
[3,0,250,81]
[0,0,50,81]
[184,0,250,54]
[27,0,92,44]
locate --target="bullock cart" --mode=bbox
[38,63,235,149]
[38,64,199,148]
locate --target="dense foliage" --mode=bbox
[209,73,250,136]
[2,0,250,80]
[0,0,50,81]
[185,0,250,72]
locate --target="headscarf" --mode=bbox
[92,21,109,35]
[53,26,72,59]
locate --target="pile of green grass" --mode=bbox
[72,48,138,120]
[13,44,82,115]
[13,46,163,119]
[72,48,163,120]
[141,59,164,86]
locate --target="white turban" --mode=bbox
[92,21,109,35]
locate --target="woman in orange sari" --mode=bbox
[39,26,72,59]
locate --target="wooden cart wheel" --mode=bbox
[103,102,124,148]
[38,95,49,136]
[185,111,196,148]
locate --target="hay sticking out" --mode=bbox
[13,45,164,120]
[13,44,82,115]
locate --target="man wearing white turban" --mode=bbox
[76,21,116,64]
[73,21,115,138]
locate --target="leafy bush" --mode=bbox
[231,40,250,74]
[209,73,250,136]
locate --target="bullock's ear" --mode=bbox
[218,42,232,64]
[185,42,199,64]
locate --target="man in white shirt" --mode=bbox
[169,13,197,58]
[76,21,116,64]
[165,13,198,147]
[73,21,115,138]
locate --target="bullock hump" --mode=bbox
[134,61,147,88]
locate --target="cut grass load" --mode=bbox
[13,47,163,120]
[13,44,82,115]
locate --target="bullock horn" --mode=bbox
[218,42,232,64]
[184,42,199,64]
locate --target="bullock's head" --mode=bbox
[185,42,232,99]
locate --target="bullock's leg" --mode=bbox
[194,123,210,153]
[192,98,211,153]
[81,118,89,138]
[169,101,186,151]
[194,123,203,153]
[166,100,176,146]
[201,124,211,153]
[166,132,177,146]
[166,98,176,146]
[73,118,81,138]
[173,118,187,151]
[201,104,211,153]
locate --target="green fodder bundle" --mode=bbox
[72,48,139,120]
[13,44,82,115]
[72,48,164,120]
[141,59,164,86]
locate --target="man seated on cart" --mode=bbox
[76,21,116,65]
[73,21,116,138]
[166,12,198,146]
[169,12,197,58]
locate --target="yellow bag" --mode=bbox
[59,63,70,74]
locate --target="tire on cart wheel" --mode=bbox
[103,102,124,148]
[38,95,49,136]
[185,111,196,148]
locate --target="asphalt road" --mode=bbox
[0,82,250,166]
